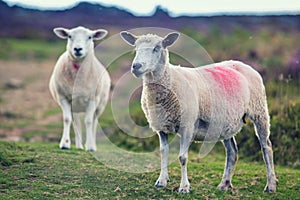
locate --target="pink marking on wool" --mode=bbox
[205,66,240,95]
[72,63,80,71]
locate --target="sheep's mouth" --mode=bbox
[131,69,144,78]
[74,52,83,57]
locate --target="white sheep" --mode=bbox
[120,31,278,193]
[49,26,111,151]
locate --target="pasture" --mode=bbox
[1,141,299,199]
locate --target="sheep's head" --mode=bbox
[120,31,179,78]
[54,26,107,61]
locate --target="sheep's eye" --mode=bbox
[153,45,160,53]
[88,36,92,40]
[68,35,72,39]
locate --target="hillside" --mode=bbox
[1,0,300,39]
[1,141,299,199]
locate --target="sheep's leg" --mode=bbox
[218,137,238,191]
[92,110,100,147]
[73,114,83,149]
[155,131,169,188]
[92,116,98,142]
[85,101,97,152]
[59,99,72,149]
[178,132,193,194]
[252,115,277,192]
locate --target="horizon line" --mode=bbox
[4,1,300,17]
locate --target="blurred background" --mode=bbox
[0,0,299,168]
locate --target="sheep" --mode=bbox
[49,26,111,152]
[120,31,278,193]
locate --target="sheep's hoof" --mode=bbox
[60,146,70,150]
[86,148,96,152]
[76,144,84,150]
[178,185,190,194]
[59,139,70,150]
[155,178,169,188]
[217,180,233,191]
[155,183,164,188]
[264,180,278,193]
[85,143,96,152]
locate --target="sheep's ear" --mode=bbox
[53,27,69,39]
[120,31,137,46]
[162,32,179,48]
[92,29,108,40]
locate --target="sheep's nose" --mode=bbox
[74,47,82,53]
[132,63,142,70]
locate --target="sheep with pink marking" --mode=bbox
[49,26,111,152]
[120,31,277,193]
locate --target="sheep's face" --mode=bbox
[120,31,179,78]
[54,26,107,61]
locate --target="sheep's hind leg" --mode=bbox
[59,99,72,149]
[252,115,277,192]
[178,132,193,194]
[218,137,238,191]
[155,131,170,188]
[73,114,83,149]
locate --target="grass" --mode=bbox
[0,38,65,60]
[0,141,299,199]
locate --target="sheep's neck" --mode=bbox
[143,64,170,86]
[72,63,80,71]
[143,64,172,100]
[68,52,93,71]
[142,64,181,133]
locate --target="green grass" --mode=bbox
[0,141,299,199]
[0,38,65,60]
[43,108,61,118]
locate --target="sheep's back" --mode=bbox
[171,62,251,140]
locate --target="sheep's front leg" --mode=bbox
[178,132,193,194]
[92,109,101,144]
[59,99,72,149]
[92,116,98,143]
[85,101,97,152]
[155,131,169,188]
[218,137,238,191]
[73,114,83,149]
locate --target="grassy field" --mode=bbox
[1,141,299,199]
[0,38,65,61]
